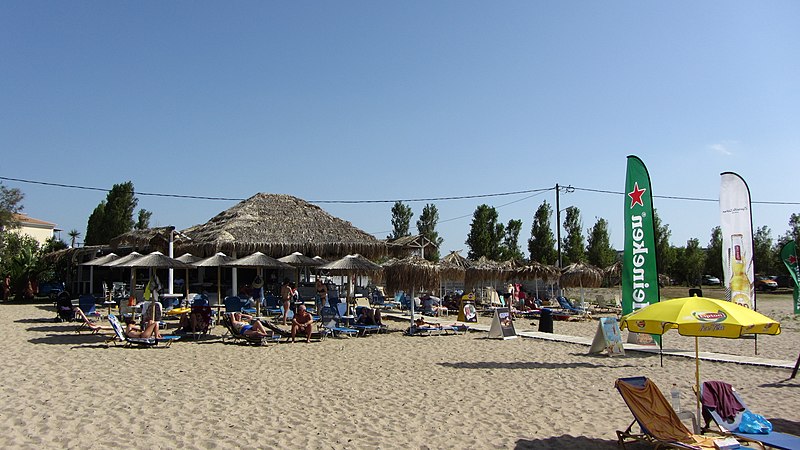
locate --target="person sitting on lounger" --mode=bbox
[291,304,314,343]
[125,317,162,339]
[356,307,377,325]
[230,312,270,338]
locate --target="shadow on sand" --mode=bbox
[514,435,629,449]
[439,361,602,370]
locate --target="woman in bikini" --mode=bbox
[230,312,270,338]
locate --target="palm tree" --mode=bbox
[68,229,80,248]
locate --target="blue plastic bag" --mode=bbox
[738,410,772,434]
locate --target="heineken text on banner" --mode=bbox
[780,240,800,315]
[720,172,755,309]
[622,155,660,316]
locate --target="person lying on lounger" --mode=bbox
[125,317,163,339]
[230,312,271,338]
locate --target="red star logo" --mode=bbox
[788,255,797,265]
[628,182,646,208]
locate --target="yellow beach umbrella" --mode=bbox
[620,296,780,417]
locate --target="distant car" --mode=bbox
[38,281,65,299]
[754,276,778,292]
[702,275,721,286]
[772,275,796,288]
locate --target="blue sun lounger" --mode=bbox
[700,380,800,450]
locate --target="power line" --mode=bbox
[572,186,800,205]
[3,175,799,206]
[0,175,553,204]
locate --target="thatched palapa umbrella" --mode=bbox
[560,262,602,306]
[383,255,439,328]
[175,253,202,299]
[115,251,192,321]
[105,252,143,300]
[226,252,293,316]
[464,256,507,293]
[278,252,323,286]
[193,252,234,311]
[319,254,382,311]
[81,253,119,296]
[514,261,559,300]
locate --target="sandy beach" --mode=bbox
[1,295,798,449]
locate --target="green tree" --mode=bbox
[586,217,616,268]
[0,182,24,232]
[753,225,775,275]
[84,181,138,245]
[561,206,585,265]
[501,219,524,261]
[676,238,706,286]
[136,209,152,230]
[705,226,723,280]
[416,203,443,261]
[466,204,504,260]
[388,201,413,240]
[528,201,558,265]
[2,233,40,299]
[653,209,676,278]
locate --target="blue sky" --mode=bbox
[2,1,798,255]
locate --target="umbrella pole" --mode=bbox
[695,336,701,420]
[217,267,222,318]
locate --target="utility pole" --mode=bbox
[555,183,561,269]
[555,184,574,269]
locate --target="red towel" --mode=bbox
[701,381,744,422]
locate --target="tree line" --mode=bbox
[389,199,800,285]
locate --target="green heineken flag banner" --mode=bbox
[622,155,660,317]
[780,240,800,315]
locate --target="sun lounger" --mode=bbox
[320,307,358,338]
[106,313,180,348]
[615,376,735,449]
[700,380,800,450]
[220,313,279,346]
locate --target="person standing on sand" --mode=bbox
[280,278,291,325]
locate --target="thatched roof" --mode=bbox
[175,253,203,264]
[110,226,180,253]
[41,245,105,265]
[193,252,234,268]
[383,256,440,294]
[105,252,143,267]
[514,261,560,283]
[437,250,468,280]
[318,254,382,274]
[81,253,119,266]
[178,193,387,259]
[560,262,603,288]
[464,256,508,289]
[226,251,293,269]
[278,252,323,267]
[114,251,193,269]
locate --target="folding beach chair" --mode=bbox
[700,380,800,450]
[78,294,102,319]
[615,376,733,449]
[74,306,113,334]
